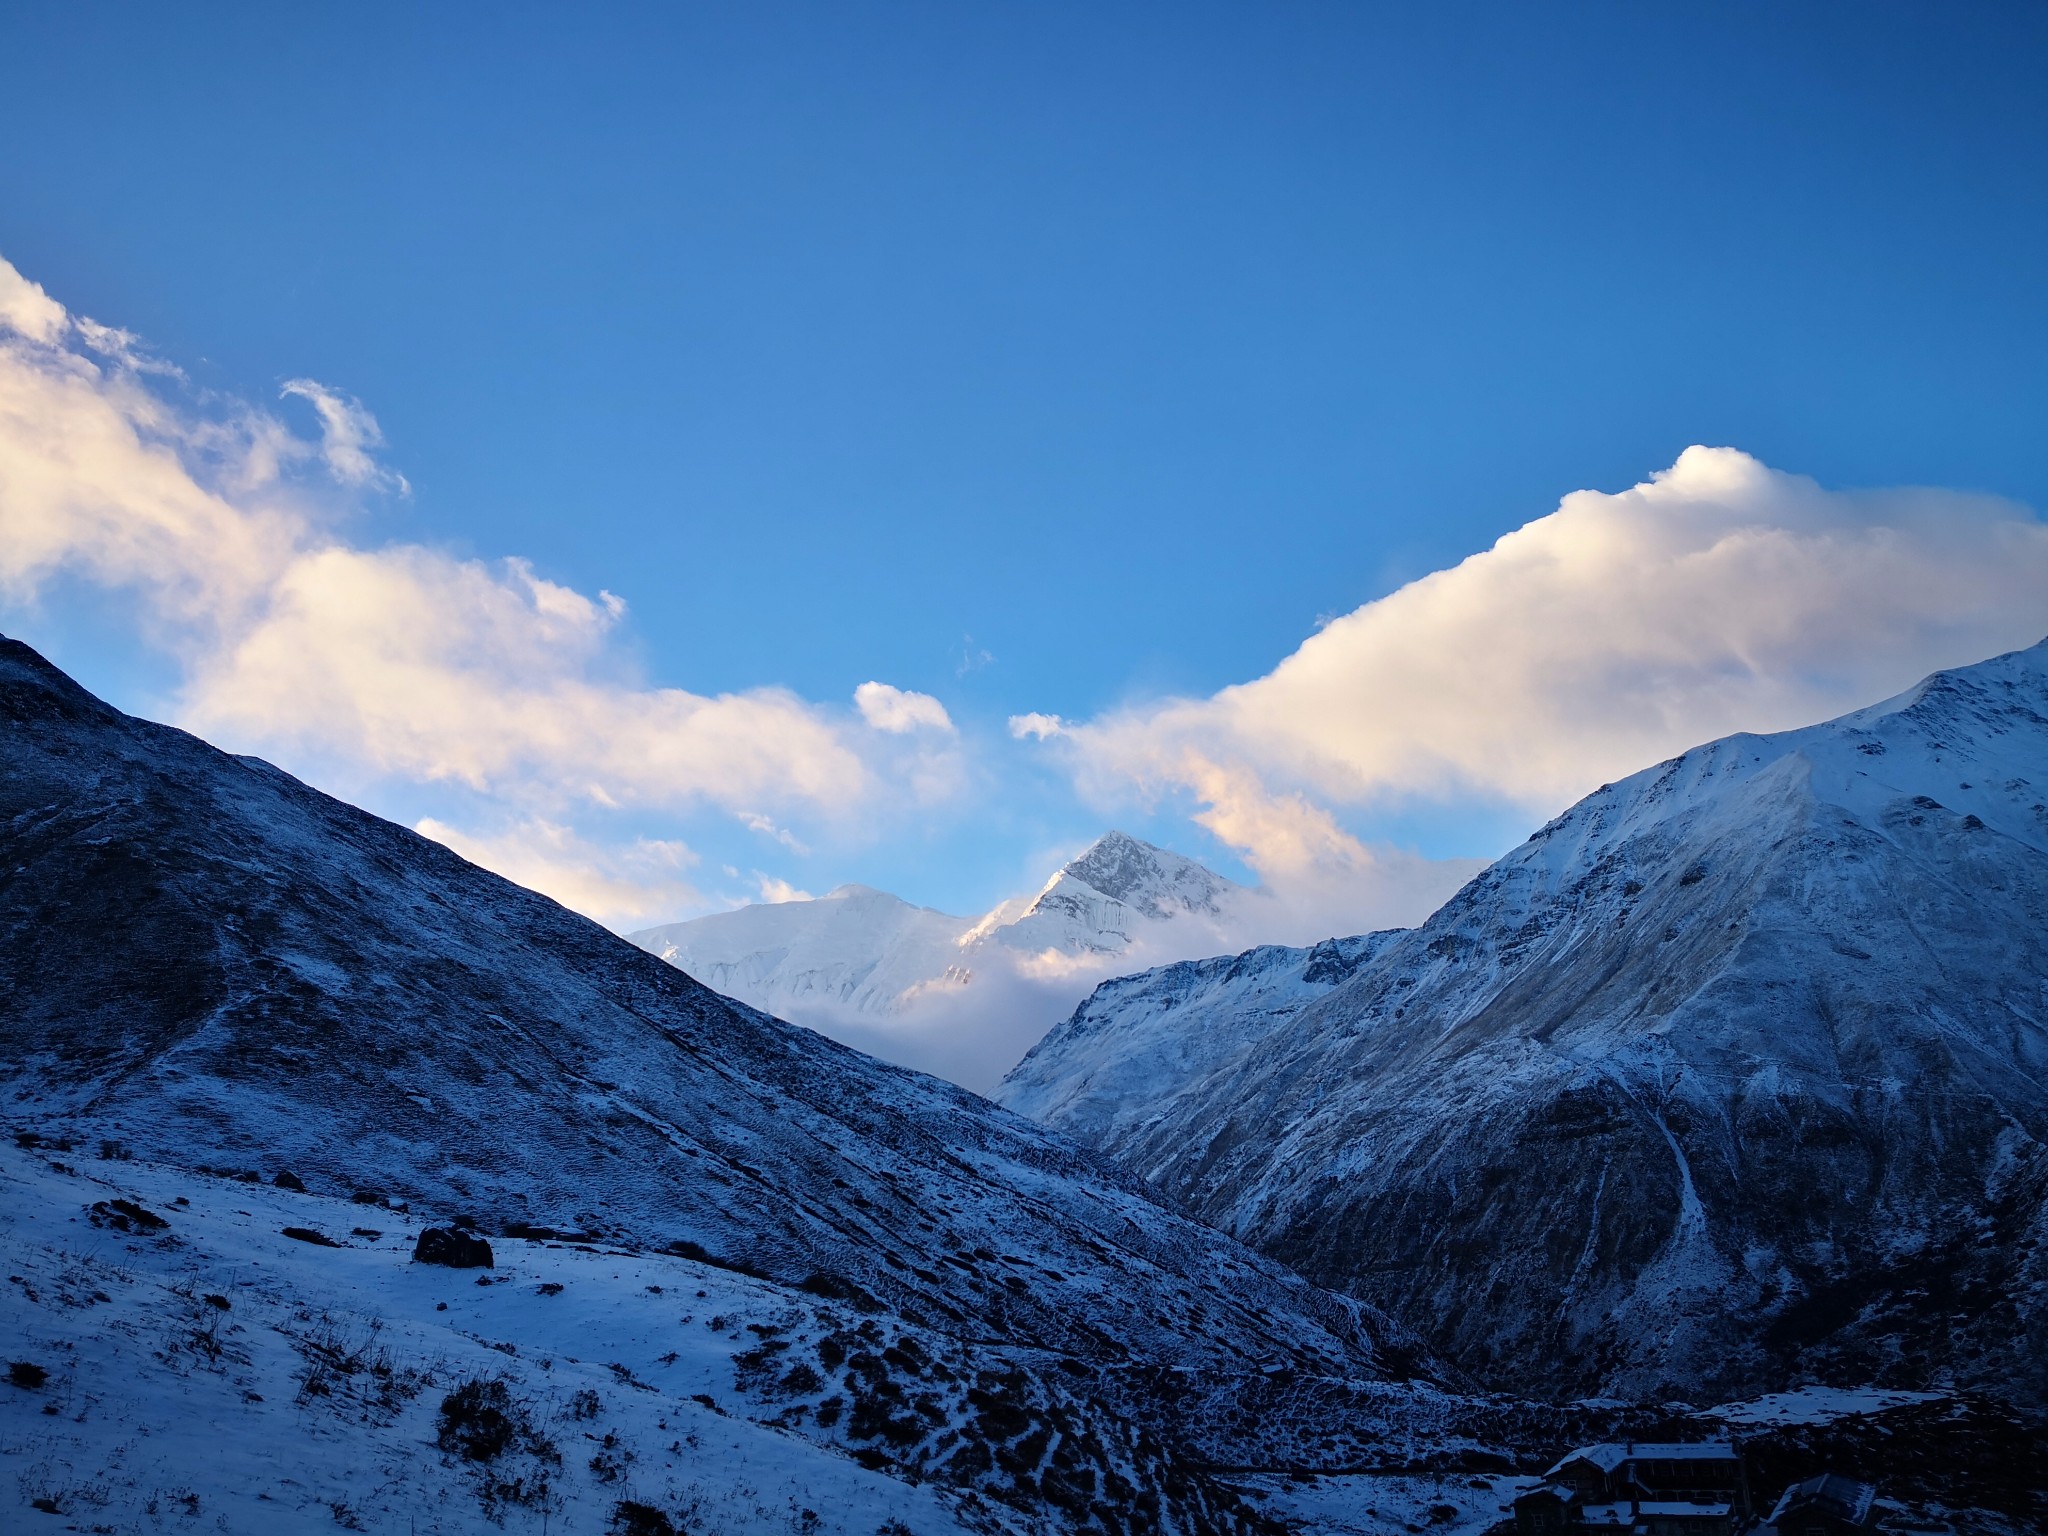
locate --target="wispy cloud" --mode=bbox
[955,633,994,677]
[280,378,409,493]
[1031,447,2048,879]
[737,811,811,854]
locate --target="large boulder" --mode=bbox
[413,1226,494,1269]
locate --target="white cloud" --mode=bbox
[182,544,873,814]
[415,817,701,929]
[737,811,811,854]
[754,874,815,904]
[1007,712,1065,740]
[0,253,895,828]
[854,680,955,734]
[0,261,66,345]
[1045,447,2048,875]
[280,378,409,493]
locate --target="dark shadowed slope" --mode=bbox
[0,634,1393,1382]
[1003,640,2048,1406]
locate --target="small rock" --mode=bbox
[273,1170,306,1192]
[413,1226,494,1269]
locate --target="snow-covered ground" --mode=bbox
[0,1139,1611,1535]
[1708,1387,1949,1427]
[1224,1471,1533,1536]
[0,1140,979,1534]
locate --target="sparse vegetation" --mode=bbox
[437,1377,520,1460]
[434,1375,562,1520]
[7,1360,48,1389]
[609,1500,682,1536]
[88,1197,169,1234]
[290,1315,423,1421]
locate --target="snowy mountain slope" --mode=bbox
[0,633,1433,1530]
[1000,933,1402,1143]
[974,831,1245,959]
[630,832,1247,1025]
[1002,640,2048,1407]
[0,1140,991,1534]
[633,883,977,1017]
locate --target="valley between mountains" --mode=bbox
[3,632,2045,1533]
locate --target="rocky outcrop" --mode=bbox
[414,1227,495,1269]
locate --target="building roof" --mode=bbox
[1545,1441,1740,1477]
[1512,1483,1576,1507]
[1578,1505,1638,1526]
[1768,1473,1876,1526]
[1638,1503,1733,1516]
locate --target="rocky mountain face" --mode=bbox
[1001,933,1401,1144]
[631,831,1247,1024]
[1000,641,2048,1409]
[0,634,1410,1533]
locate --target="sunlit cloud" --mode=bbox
[0,252,963,925]
[753,874,816,905]
[416,816,704,928]
[854,679,955,735]
[1034,447,2048,880]
[737,811,811,854]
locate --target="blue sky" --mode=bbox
[4,3,2048,927]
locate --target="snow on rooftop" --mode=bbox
[1546,1441,1737,1475]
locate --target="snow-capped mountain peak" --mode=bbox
[1057,828,1239,918]
[629,831,1252,1075]
[972,831,1247,957]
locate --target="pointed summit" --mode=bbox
[629,832,1248,1067]
[1055,830,1239,918]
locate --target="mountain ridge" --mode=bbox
[1000,638,2048,1407]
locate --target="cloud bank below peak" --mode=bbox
[1025,446,2048,877]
